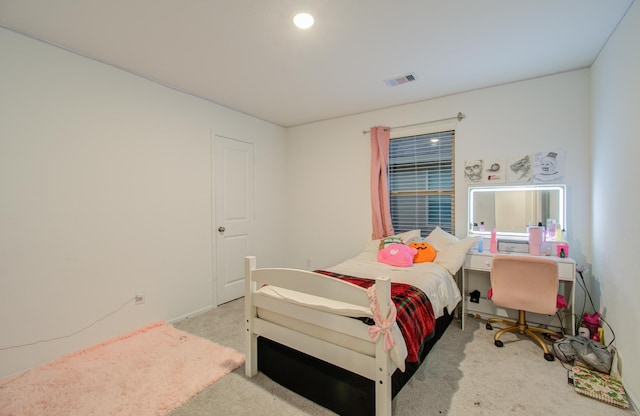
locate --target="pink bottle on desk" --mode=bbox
[490,228,498,254]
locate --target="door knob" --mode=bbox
[218,226,225,232]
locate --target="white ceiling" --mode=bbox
[0,0,634,127]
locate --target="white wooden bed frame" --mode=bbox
[244,256,397,416]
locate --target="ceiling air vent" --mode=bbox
[384,73,417,87]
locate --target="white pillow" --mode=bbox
[394,229,421,242]
[365,230,421,253]
[427,226,460,251]
[428,227,479,274]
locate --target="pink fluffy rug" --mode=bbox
[0,322,245,416]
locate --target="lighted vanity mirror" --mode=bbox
[468,184,566,237]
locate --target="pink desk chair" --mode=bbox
[486,254,561,361]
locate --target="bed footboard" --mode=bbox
[244,256,395,416]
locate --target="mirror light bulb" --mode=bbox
[293,13,314,29]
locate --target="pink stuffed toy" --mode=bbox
[377,243,417,267]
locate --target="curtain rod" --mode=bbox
[362,112,465,135]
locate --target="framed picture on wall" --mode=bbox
[483,158,505,184]
[533,150,565,183]
[507,154,533,183]
[464,159,484,184]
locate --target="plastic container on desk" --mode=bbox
[556,243,569,257]
[528,226,544,256]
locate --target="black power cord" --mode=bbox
[575,268,616,347]
[0,297,136,351]
[549,268,617,372]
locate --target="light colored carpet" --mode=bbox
[0,321,245,416]
[172,299,636,415]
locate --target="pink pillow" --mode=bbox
[377,243,417,267]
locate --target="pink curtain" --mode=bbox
[370,126,394,239]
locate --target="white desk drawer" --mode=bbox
[464,253,575,281]
[464,253,493,271]
[558,262,575,281]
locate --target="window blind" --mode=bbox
[388,130,455,236]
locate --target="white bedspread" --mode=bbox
[326,251,462,319]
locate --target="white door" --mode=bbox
[214,135,254,305]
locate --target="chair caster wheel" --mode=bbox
[544,353,555,361]
[494,339,503,348]
[486,323,493,330]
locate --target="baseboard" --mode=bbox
[616,349,639,412]
[168,304,215,324]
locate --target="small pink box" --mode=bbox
[556,243,569,257]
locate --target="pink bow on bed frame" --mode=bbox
[366,285,397,351]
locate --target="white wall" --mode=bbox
[286,71,592,273]
[3,6,637,404]
[591,0,640,406]
[0,28,287,378]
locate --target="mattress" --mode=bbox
[258,251,460,319]
[255,251,461,369]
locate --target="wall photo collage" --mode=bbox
[464,150,566,185]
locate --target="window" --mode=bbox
[388,130,455,236]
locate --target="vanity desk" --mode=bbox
[461,251,576,335]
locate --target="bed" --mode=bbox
[244,228,478,416]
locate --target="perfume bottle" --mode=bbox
[555,224,563,241]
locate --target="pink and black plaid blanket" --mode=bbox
[314,270,436,363]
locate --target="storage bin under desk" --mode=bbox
[461,252,576,335]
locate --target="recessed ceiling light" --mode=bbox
[293,13,314,29]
